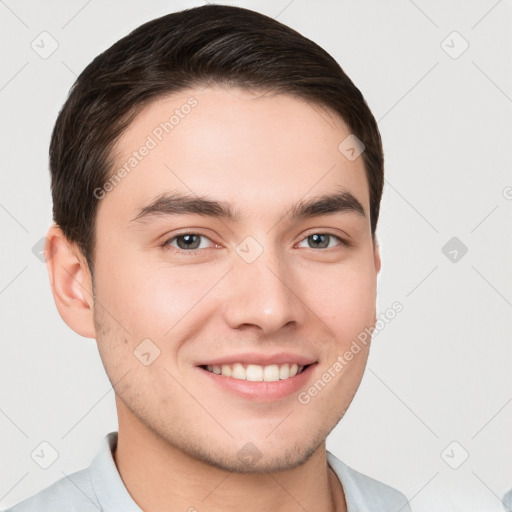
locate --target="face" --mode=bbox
[91,85,380,473]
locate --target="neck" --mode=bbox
[113,412,346,512]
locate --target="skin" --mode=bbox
[46,85,381,511]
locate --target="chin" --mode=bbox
[183,430,326,474]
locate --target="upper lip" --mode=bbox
[196,352,317,367]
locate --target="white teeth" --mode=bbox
[204,362,307,381]
[246,364,263,382]
[263,364,280,382]
[279,363,289,380]
[231,363,246,380]
[221,364,232,377]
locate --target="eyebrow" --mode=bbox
[128,188,366,225]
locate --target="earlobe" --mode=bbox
[45,224,96,339]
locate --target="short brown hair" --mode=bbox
[50,4,384,275]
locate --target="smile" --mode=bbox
[202,363,309,381]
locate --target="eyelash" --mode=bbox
[160,231,351,255]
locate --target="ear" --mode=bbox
[45,224,96,339]
[372,236,382,325]
[373,235,382,274]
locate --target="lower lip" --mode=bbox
[197,364,317,402]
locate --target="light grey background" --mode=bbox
[1,1,511,510]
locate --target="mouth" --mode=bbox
[196,355,318,402]
[200,362,310,382]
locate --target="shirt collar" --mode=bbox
[89,431,142,511]
[327,450,371,512]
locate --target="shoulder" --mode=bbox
[2,467,100,512]
[327,451,411,512]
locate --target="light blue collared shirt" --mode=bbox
[3,431,411,512]
[503,487,512,511]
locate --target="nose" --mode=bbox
[221,243,308,335]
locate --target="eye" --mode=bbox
[163,233,217,253]
[161,231,350,255]
[296,233,348,250]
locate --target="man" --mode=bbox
[5,4,411,511]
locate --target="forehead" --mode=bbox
[99,86,370,226]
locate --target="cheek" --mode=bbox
[301,261,377,336]
[97,260,225,340]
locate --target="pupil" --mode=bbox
[310,234,328,248]
[178,234,200,250]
